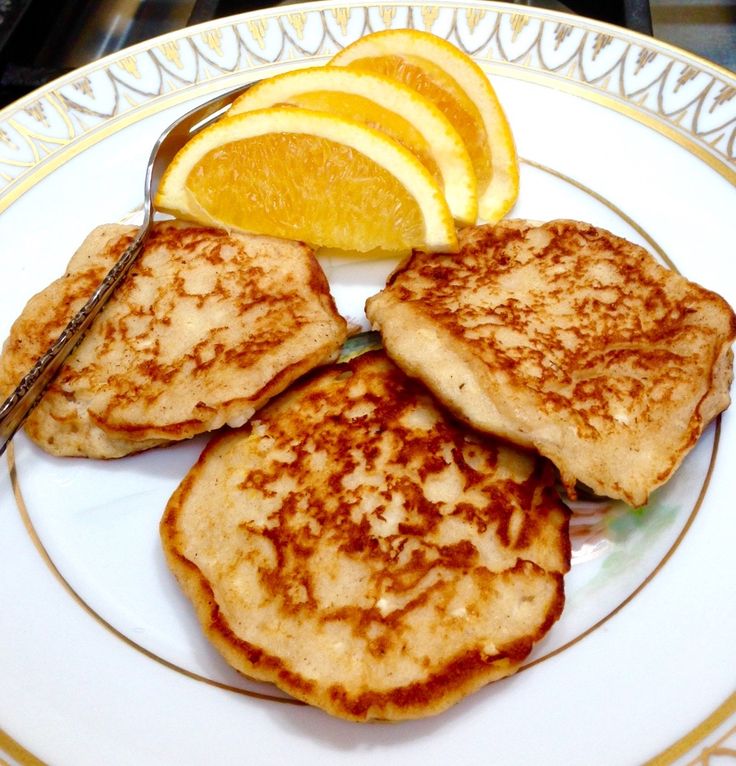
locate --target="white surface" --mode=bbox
[1,2,735,764]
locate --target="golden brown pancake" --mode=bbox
[366,219,736,507]
[161,350,570,721]
[0,220,347,457]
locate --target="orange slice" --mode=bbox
[155,106,457,253]
[331,29,518,223]
[228,66,477,225]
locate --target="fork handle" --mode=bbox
[0,229,148,457]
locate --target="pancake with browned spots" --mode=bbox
[0,220,347,457]
[366,219,736,507]
[160,350,570,721]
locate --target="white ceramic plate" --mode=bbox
[1,2,734,764]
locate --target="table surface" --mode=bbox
[650,0,736,72]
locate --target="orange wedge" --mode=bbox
[155,106,457,253]
[228,66,477,225]
[331,29,518,223]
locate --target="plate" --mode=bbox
[1,2,735,764]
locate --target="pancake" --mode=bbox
[366,219,736,507]
[160,350,571,721]
[0,220,347,457]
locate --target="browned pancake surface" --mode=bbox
[366,219,736,507]
[161,351,570,721]
[0,220,347,457]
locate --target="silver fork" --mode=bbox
[0,81,255,457]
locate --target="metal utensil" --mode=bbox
[0,80,255,456]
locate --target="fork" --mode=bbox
[0,81,255,457]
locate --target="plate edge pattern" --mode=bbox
[0,0,734,207]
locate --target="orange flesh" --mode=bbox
[345,55,492,192]
[186,133,425,252]
[284,92,443,185]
